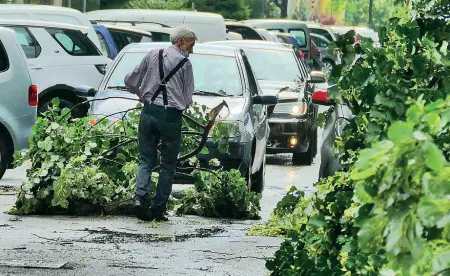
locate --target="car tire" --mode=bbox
[0,136,8,180]
[38,98,85,118]
[292,130,317,166]
[251,152,266,194]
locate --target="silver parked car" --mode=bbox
[0,26,37,179]
[75,42,277,193]
[310,33,341,77]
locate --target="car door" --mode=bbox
[241,51,268,173]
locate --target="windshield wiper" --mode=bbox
[193,90,228,97]
[107,85,129,91]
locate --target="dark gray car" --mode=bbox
[76,42,277,192]
[209,41,327,165]
[241,19,314,70]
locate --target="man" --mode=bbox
[124,26,197,222]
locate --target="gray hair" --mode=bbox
[170,25,197,44]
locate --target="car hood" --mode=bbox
[258,80,305,102]
[91,90,245,121]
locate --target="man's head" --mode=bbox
[170,25,197,56]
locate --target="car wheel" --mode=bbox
[323,60,334,78]
[38,98,85,118]
[292,130,317,166]
[251,151,266,193]
[0,136,8,180]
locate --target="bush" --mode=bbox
[257,1,450,275]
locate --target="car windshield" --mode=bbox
[243,48,300,83]
[106,52,242,96]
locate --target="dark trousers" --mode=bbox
[135,103,182,215]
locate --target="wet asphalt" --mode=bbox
[0,133,323,276]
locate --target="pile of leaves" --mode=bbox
[250,0,450,275]
[11,99,261,219]
[174,168,261,219]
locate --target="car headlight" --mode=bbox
[208,120,245,138]
[272,102,307,116]
[88,113,124,126]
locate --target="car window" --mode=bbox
[242,54,259,96]
[243,48,301,83]
[107,52,242,96]
[151,32,170,42]
[96,31,110,57]
[289,29,307,47]
[226,25,263,40]
[9,26,41,59]
[109,30,152,52]
[268,29,283,33]
[46,28,101,56]
[0,41,9,72]
[310,28,333,41]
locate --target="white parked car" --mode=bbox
[87,9,227,42]
[0,26,37,180]
[0,4,101,49]
[0,19,111,117]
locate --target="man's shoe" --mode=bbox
[133,200,152,221]
[149,212,169,222]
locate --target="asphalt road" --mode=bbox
[0,142,322,276]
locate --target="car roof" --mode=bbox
[0,4,82,12]
[102,24,152,36]
[0,19,90,31]
[124,42,239,57]
[207,40,293,51]
[242,19,308,27]
[87,9,223,19]
[226,21,251,27]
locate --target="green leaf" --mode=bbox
[387,121,414,144]
[308,214,327,228]
[200,147,209,154]
[425,142,445,172]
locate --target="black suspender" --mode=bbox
[151,48,189,107]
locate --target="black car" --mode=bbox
[311,86,353,178]
[208,41,327,165]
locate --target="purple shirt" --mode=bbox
[124,45,194,111]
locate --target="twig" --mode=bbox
[434,268,450,276]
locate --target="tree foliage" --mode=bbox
[250,0,450,275]
[344,0,396,30]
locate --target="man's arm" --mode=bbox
[124,54,150,95]
[183,62,195,107]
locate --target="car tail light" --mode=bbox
[298,50,305,59]
[309,38,313,60]
[95,64,107,75]
[28,85,38,106]
[312,90,331,105]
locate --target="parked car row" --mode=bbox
[0,3,362,191]
[76,41,327,192]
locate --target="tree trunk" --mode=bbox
[273,0,289,18]
[368,0,373,27]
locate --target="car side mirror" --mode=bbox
[309,71,327,84]
[312,90,334,106]
[75,86,97,97]
[252,95,278,105]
